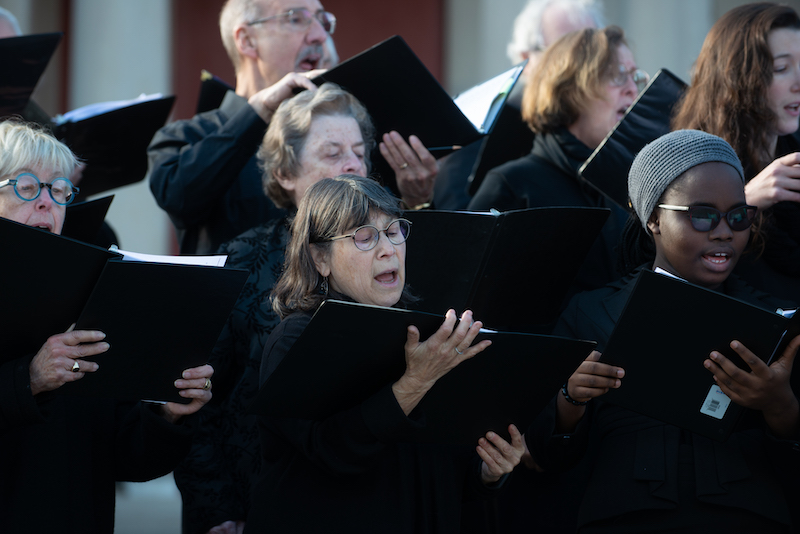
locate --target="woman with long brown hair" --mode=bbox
[672,3,800,291]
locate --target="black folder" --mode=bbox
[313,36,520,150]
[60,260,249,404]
[196,70,234,114]
[579,69,688,209]
[0,217,120,359]
[62,195,114,244]
[599,269,799,441]
[403,207,610,331]
[0,32,62,118]
[52,95,176,197]
[251,300,595,446]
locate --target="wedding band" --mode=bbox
[202,378,212,391]
[71,361,80,373]
[399,162,409,170]
[454,347,464,355]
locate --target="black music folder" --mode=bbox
[312,36,523,154]
[52,95,176,197]
[0,217,120,359]
[62,195,114,244]
[196,69,234,114]
[60,260,249,404]
[599,269,799,441]
[0,32,62,117]
[250,300,595,446]
[403,207,610,332]
[579,69,688,209]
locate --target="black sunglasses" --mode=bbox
[658,204,757,232]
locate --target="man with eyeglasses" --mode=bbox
[147,0,334,257]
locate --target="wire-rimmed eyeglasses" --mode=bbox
[329,219,412,251]
[0,172,79,205]
[247,8,336,35]
[610,64,650,92]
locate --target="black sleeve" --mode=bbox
[147,96,268,229]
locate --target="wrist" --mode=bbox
[561,382,590,406]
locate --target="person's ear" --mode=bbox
[309,244,331,277]
[647,213,661,236]
[234,25,258,60]
[274,171,296,195]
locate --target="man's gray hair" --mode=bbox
[506,0,604,64]
[219,0,262,72]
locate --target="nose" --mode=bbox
[374,230,397,257]
[709,217,734,241]
[34,188,54,210]
[306,14,327,43]
[341,151,364,175]
[622,74,638,96]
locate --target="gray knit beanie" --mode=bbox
[628,129,745,229]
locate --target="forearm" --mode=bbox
[763,394,800,439]
[391,374,433,415]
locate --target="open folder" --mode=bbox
[62,195,114,244]
[196,69,234,114]
[403,207,610,332]
[0,32,62,117]
[312,35,524,153]
[52,94,176,197]
[0,217,249,403]
[599,269,800,441]
[579,69,688,209]
[250,300,595,446]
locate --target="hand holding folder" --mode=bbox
[599,269,800,441]
[250,300,595,446]
[0,217,248,403]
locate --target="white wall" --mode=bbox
[69,0,173,254]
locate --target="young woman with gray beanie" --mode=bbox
[525,129,800,532]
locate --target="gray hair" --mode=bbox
[507,0,604,64]
[0,7,22,36]
[219,0,262,72]
[258,82,376,209]
[0,120,79,179]
[628,129,745,229]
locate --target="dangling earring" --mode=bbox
[319,276,329,296]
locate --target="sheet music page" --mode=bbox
[453,65,523,132]
[109,246,227,267]
[55,93,164,124]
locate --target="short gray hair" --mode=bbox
[258,83,376,209]
[507,0,604,64]
[219,0,262,72]
[628,129,745,229]
[0,120,79,180]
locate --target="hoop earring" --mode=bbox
[319,276,329,296]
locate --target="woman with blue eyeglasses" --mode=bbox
[530,130,800,533]
[0,119,214,533]
[244,175,524,533]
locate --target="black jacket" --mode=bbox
[467,129,627,297]
[147,91,285,255]
[245,311,502,534]
[531,268,800,530]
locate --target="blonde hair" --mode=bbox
[522,25,626,134]
[258,83,375,209]
[0,120,78,179]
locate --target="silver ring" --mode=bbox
[71,361,80,373]
[202,378,212,391]
[454,347,464,355]
[399,162,409,170]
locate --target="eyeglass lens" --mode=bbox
[687,206,754,232]
[352,219,411,250]
[14,173,76,205]
[287,9,335,34]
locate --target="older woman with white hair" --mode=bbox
[0,119,213,533]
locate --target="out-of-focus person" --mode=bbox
[672,3,800,301]
[0,119,214,533]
